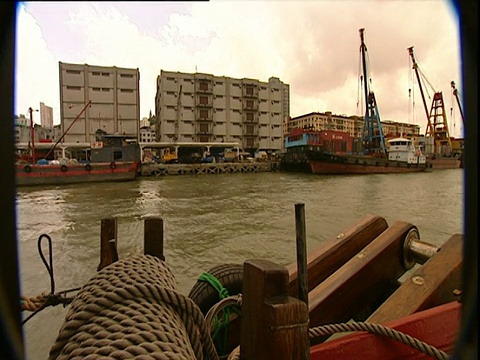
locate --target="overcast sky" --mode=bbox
[15,1,464,137]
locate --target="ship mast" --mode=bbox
[359,28,387,156]
[28,107,36,163]
[43,100,92,160]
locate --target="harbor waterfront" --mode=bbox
[16,169,463,359]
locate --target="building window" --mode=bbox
[92,72,100,76]
[92,87,100,91]
[246,138,255,147]
[66,70,81,74]
[120,73,134,78]
[199,96,209,105]
[245,86,254,95]
[199,81,209,91]
[113,151,123,160]
[101,72,110,77]
[102,88,110,92]
[120,89,134,93]
[246,112,254,121]
[199,109,209,118]
[66,86,81,90]
[246,99,254,108]
[199,123,209,132]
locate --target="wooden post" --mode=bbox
[240,259,309,360]
[295,203,308,307]
[144,216,165,261]
[287,214,389,297]
[98,217,118,271]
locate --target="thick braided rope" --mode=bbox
[49,255,219,360]
[309,322,450,360]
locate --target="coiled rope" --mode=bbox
[198,272,241,356]
[49,254,219,360]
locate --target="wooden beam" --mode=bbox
[308,221,415,338]
[366,233,463,324]
[287,214,389,297]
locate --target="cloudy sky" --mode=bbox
[15,1,464,137]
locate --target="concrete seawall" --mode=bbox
[140,162,280,176]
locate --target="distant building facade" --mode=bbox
[39,102,53,129]
[59,62,140,144]
[14,114,61,143]
[155,70,289,154]
[288,112,422,140]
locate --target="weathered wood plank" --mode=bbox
[366,233,463,324]
[143,216,165,260]
[308,221,415,338]
[97,217,118,271]
[240,259,309,360]
[287,214,389,297]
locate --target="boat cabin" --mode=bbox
[90,135,141,163]
[387,137,426,164]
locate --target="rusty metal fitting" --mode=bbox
[403,228,438,270]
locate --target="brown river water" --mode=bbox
[16,169,464,359]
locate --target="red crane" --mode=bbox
[408,46,452,155]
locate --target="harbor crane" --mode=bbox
[359,28,387,156]
[450,81,465,127]
[408,46,452,155]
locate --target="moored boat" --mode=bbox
[16,134,141,186]
[281,129,430,174]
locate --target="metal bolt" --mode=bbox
[412,276,425,286]
[403,228,438,270]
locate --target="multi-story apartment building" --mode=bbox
[59,62,140,144]
[39,102,53,129]
[288,112,422,140]
[155,70,289,154]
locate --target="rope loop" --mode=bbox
[38,233,55,294]
[198,271,238,356]
[198,272,230,299]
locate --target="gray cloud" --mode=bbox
[16,0,463,137]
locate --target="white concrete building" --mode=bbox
[155,70,289,153]
[39,102,53,129]
[59,62,140,143]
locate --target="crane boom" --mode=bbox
[408,46,433,136]
[359,28,386,156]
[408,46,452,154]
[451,81,465,126]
